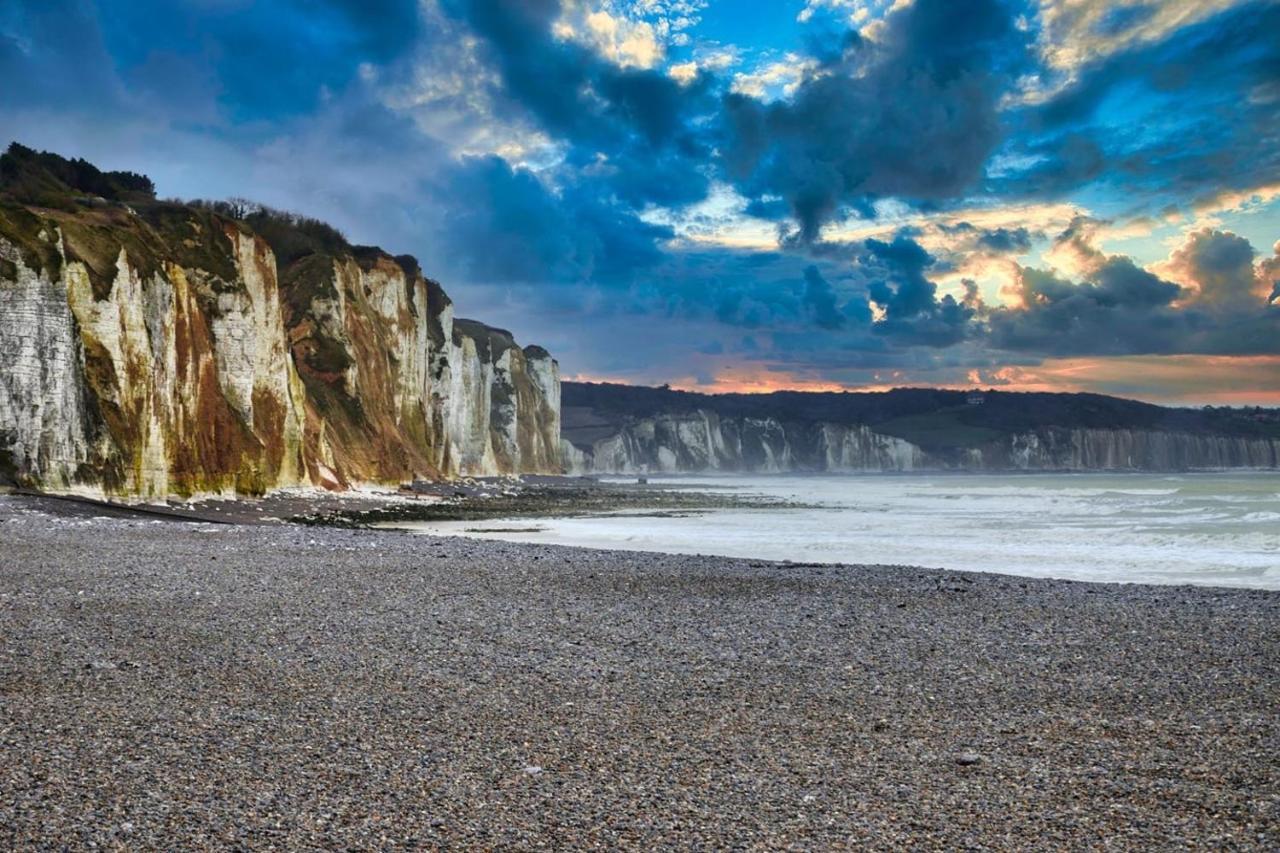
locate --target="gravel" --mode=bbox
[1,494,1277,848]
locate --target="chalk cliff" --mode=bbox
[0,144,560,496]
[562,383,1280,474]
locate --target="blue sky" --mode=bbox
[2,0,1278,403]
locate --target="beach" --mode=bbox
[1,493,1277,848]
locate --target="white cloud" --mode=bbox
[797,0,881,25]
[554,1,709,71]
[797,0,912,37]
[729,54,816,100]
[666,45,739,85]
[667,60,699,84]
[583,9,664,69]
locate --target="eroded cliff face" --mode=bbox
[993,428,1280,471]
[0,197,560,496]
[563,412,923,473]
[564,411,1280,474]
[0,206,309,495]
[431,319,560,479]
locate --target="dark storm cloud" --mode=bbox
[802,265,844,330]
[860,235,975,347]
[936,222,1035,255]
[0,0,123,112]
[4,0,1278,388]
[659,233,979,350]
[989,263,1187,356]
[864,236,938,319]
[443,0,1043,245]
[979,228,1033,254]
[97,0,423,122]
[0,0,458,256]
[999,1,1280,207]
[752,225,1280,362]
[439,0,716,209]
[432,155,673,286]
[1156,230,1280,353]
[654,249,809,330]
[742,197,791,222]
[799,12,865,68]
[721,0,1032,240]
[2,0,424,124]
[1170,229,1261,312]
[988,235,1280,358]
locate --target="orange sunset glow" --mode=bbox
[573,355,1280,406]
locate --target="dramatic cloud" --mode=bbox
[722,0,1031,240]
[989,228,1280,357]
[431,154,673,286]
[2,0,1277,402]
[0,0,124,114]
[998,1,1280,210]
[439,0,717,208]
[802,265,845,330]
[1158,228,1266,312]
[104,0,423,121]
[939,223,1035,256]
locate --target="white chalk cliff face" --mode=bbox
[0,196,561,496]
[0,231,96,490]
[562,412,926,474]
[563,411,1280,474]
[0,223,307,496]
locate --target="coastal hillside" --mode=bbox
[0,144,561,496]
[562,382,1280,473]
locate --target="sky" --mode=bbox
[2,0,1278,405]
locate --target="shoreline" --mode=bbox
[4,475,603,526]
[6,475,800,528]
[375,470,1280,591]
[1,493,1277,847]
[380,517,1280,593]
[10,469,1277,590]
[8,464,1276,531]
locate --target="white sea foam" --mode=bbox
[397,471,1280,589]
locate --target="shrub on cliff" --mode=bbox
[0,143,155,207]
[186,197,350,267]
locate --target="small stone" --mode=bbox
[955,752,982,766]
[523,765,543,776]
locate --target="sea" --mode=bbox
[397,471,1280,589]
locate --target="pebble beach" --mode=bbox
[1,494,1277,848]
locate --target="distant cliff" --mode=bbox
[562,383,1280,473]
[0,143,560,496]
